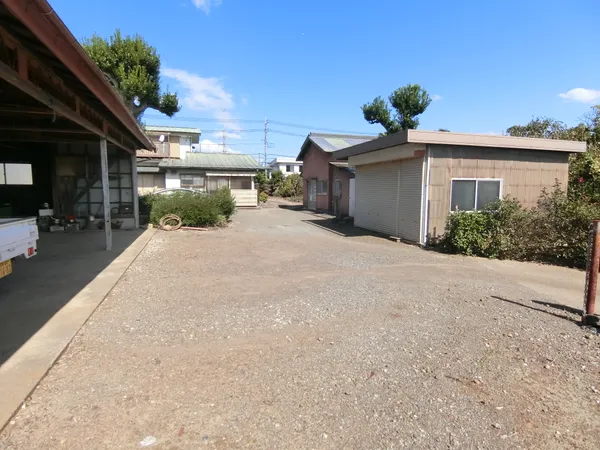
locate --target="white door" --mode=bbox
[180,136,191,160]
[349,178,356,217]
[308,179,317,210]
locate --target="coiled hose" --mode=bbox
[158,214,182,231]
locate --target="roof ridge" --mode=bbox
[310,132,377,139]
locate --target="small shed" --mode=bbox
[333,130,586,244]
[159,153,261,207]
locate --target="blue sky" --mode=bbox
[52,0,600,160]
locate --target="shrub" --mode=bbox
[270,170,284,193]
[211,186,236,220]
[277,173,303,198]
[437,184,600,268]
[259,191,268,203]
[439,210,498,257]
[149,188,236,228]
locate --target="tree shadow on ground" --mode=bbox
[491,295,581,324]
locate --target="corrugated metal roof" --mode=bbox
[145,125,201,134]
[310,134,375,152]
[296,132,376,160]
[159,153,261,170]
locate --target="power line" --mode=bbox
[268,129,306,137]
[143,115,373,135]
[269,120,373,136]
[144,115,263,124]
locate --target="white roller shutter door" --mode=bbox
[355,161,400,236]
[355,158,423,242]
[397,157,423,242]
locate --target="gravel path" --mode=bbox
[1,203,599,449]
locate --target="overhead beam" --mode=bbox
[0,27,139,153]
[0,126,93,134]
[0,60,134,153]
[1,0,154,151]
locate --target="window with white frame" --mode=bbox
[450,179,502,211]
[207,176,229,192]
[286,164,292,172]
[0,163,33,185]
[333,179,342,198]
[317,179,328,195]
[180,174,205,189]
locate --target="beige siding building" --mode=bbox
[333,130,586,244]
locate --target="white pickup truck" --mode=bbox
[0,218,38,280]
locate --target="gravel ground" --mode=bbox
[1,202,599,449]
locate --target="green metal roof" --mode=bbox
[159,153,261,170]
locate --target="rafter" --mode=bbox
[0,26,139,153]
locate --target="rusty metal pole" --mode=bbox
[583,220,600,325]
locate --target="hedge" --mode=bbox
[436,184,600,268]
[143,188,236,228]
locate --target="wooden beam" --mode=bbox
[131,153,140,229]
[17,51,27,79]
[0,60,134,153]
[0,126,93,134]
[100,138,112,251]
[0,106,56,115]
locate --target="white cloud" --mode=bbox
[212,130,242,140]
[191,0,222,14]
[195,139,239,153]
[162,67,241,138]
[558,88,600,104]
[431,94,442,101]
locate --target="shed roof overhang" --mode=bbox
[0,0,154,153]
[333,130,587,161]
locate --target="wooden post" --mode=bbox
[100,139,112,250]
[583,220,600,324]
[131,153,140,229]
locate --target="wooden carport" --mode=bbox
[0,0,155,250]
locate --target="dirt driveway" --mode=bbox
[1,203,599,449]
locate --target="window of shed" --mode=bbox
[450,179,501,211]
[207,177,229,191]
[230,177,251,189]
[317,180,328,195]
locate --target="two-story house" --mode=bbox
[137,125,261,206]
[268,157,303,177]
[137,126,201,193]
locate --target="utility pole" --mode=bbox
[221,128,227,153]
[263,117,268,175]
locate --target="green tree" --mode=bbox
[82,30,180,119]
[506,117,588,141]
[362,84,432,134]
[506,109,600,202]
[270,170,285,193]
[278,173,303,198]
[255,171,268,191]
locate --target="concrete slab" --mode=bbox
[0,228,156,430]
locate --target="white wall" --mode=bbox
[165,171,181,189]
[274,163,302,175]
